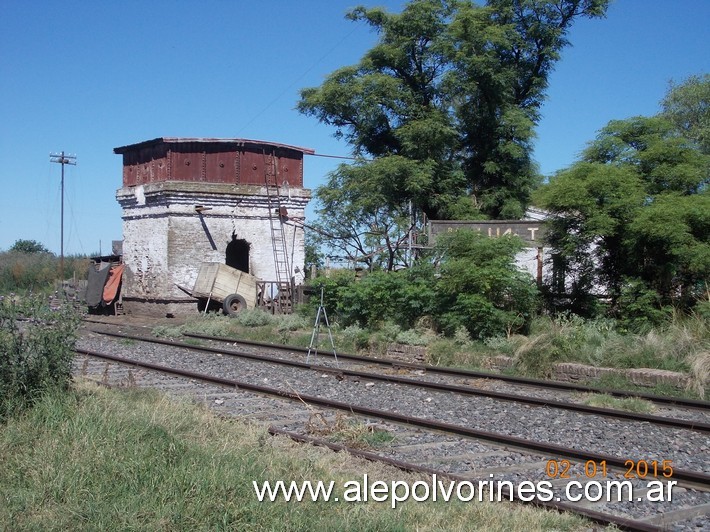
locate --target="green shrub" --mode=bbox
[434,231,540,339]
[394,329,431,346]
[693,299,710,321]
[233,308,274,327]
[341,324,370,351]
[305,231,540,341]
[373,321,402,343]
[178,313,238,337]
[275,313,309,332]
[335,265,437,330]
[0,296,79,420]
[152,324,185,338]
[300,270,358,321]
[616,278,672,332]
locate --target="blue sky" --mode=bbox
[0,0,708,255]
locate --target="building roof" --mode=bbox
[114,137,315,155]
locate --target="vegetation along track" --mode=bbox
[76,326,710,529]
[96,332,710,433]
[184,332,710,410]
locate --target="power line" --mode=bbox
[49,151,77,280]
[306,152,365,161]
[235,24,363,136]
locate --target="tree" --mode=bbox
[309,161,415,271]
[9,239,49,254]
[449,0,608,218]
[536,86,710,318]
[661,73,710,155]
[434,230,540,337]
[299,0,610,225]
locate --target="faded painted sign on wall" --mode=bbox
[429,220,546,246]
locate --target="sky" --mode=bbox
[0,0,708,256]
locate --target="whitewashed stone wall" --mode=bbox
[117,181,310,315]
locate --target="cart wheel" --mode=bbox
[223,293,247,315]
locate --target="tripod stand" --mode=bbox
[306,287,338,366]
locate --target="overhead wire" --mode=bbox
[235,22,363,136]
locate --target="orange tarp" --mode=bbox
[102,264,124,305]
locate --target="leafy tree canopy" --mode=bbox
[308,160,415,271]
[9,239,50,254]
[299,0,610,224]
[536,75,710,319]
[661,73,710,155]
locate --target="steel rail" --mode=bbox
[183,332,710,410]
[92,329,710,433]
[75,346,710,488]
[268,427,662,532]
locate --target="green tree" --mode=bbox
[449,0,608,218]
[536,87,710,319]
[9,239,49,254]
[661,73,710,155]
[309,161,417,271]
[299,0,609,223]
[434,230,540,338]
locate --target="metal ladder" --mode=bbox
[263,150,293,313]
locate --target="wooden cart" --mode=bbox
[191,262,259,315]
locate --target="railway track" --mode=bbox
[181,331,710,411]
[83,316,709,411]
[91,327,710,429]
[76,325,710,530]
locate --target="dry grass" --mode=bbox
[688,350,710,397]
[305,412,395,449]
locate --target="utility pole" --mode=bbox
[50,151,77,281]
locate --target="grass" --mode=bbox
[490,315,710,398]
[305,412,396,450]
[0,383,590,531]
[581,393,655,414]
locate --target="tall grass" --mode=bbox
[155,307,710,397]
[0,295,79,421]
[499,314,709,395]
[0,251,89,292]
[0,383,589,531]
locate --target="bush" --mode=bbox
[0,296,79,420]
[275,313,310,332]
[341,325,370,351]
[394,329,431,346]
[233,309,274,327]
[616,278,671,332]
[304,232,540,341]
[693,299,710,321]
[434,231,540,339]
[300,270,357,322]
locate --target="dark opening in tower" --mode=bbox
[226,232,250,273]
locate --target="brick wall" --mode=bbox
[117,181,310,315]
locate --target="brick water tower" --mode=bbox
[114,137,312,316]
